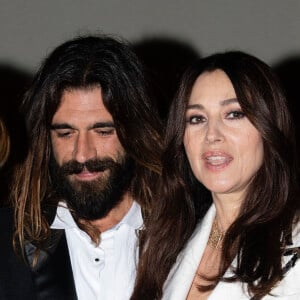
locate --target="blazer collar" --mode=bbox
[162,205,252,299]
[162,205,216,299]
[163,207,300,300]
[25,206,78,300]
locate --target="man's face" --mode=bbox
[50,86,134,220]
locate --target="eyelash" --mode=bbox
[226,110,245,119]
[96,129,115,136]
[186,110,245,124]
[56,131,73,138]
[55,128,115,138]
[187,115,205,124]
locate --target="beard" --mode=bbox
[50,153,135,221]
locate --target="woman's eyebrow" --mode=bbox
[186,98,238,110]
[220,98,238,106]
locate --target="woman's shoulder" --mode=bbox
[291,215,300,244]
[281,216,300,277]
[293,211,300,242]
[271,247,300,298]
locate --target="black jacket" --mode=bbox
[0,207,77,300]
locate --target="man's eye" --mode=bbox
[96,128,115,136]
[226,110,245,120]
[56,130,73,137]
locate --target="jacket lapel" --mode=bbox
[25,207,78,300]
[162,205,216,299]
[163,208,300,300]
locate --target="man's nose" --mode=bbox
[72,133,97,163]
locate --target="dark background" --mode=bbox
[0,0,300,203]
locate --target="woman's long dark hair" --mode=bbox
[131,51,299,299]
[11,34,162,254]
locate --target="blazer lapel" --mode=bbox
[25,210,78,300]
[163,207,300,300]
[162,205,216,300]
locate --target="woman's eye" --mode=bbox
[186,115,205,124]
[226,110,245,120]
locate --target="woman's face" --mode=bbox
[183,69,263,200]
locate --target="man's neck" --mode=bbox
[89,192,134,233]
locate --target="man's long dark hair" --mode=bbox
[11,34,162,252]
[131,51,300,299]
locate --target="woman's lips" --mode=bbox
[202,151,233,170]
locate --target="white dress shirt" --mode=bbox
[51,201,143,300]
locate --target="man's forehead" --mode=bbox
[53,87,113,121]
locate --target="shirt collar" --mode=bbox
[116,200,143,230]
[51,200,143,231]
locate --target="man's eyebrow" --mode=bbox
[50,123,72,130]
[50,122,115,130]
[91,122,115,129]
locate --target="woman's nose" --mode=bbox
[205,120,224,144]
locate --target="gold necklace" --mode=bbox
[208,218,225,249]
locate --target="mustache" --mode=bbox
[60,158,117,176]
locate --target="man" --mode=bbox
[0,35,162,300]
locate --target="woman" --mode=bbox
[131,51,300,299]
[0,117,10,168]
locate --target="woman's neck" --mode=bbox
[212,192,243,231]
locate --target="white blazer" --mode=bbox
[162,205,300,299]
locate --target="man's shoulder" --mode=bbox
[0,207,37,300]
[0,207,19,257]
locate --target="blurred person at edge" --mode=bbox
[0,34,162,300]
[131,51,300,300]
[0,117,9,169]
